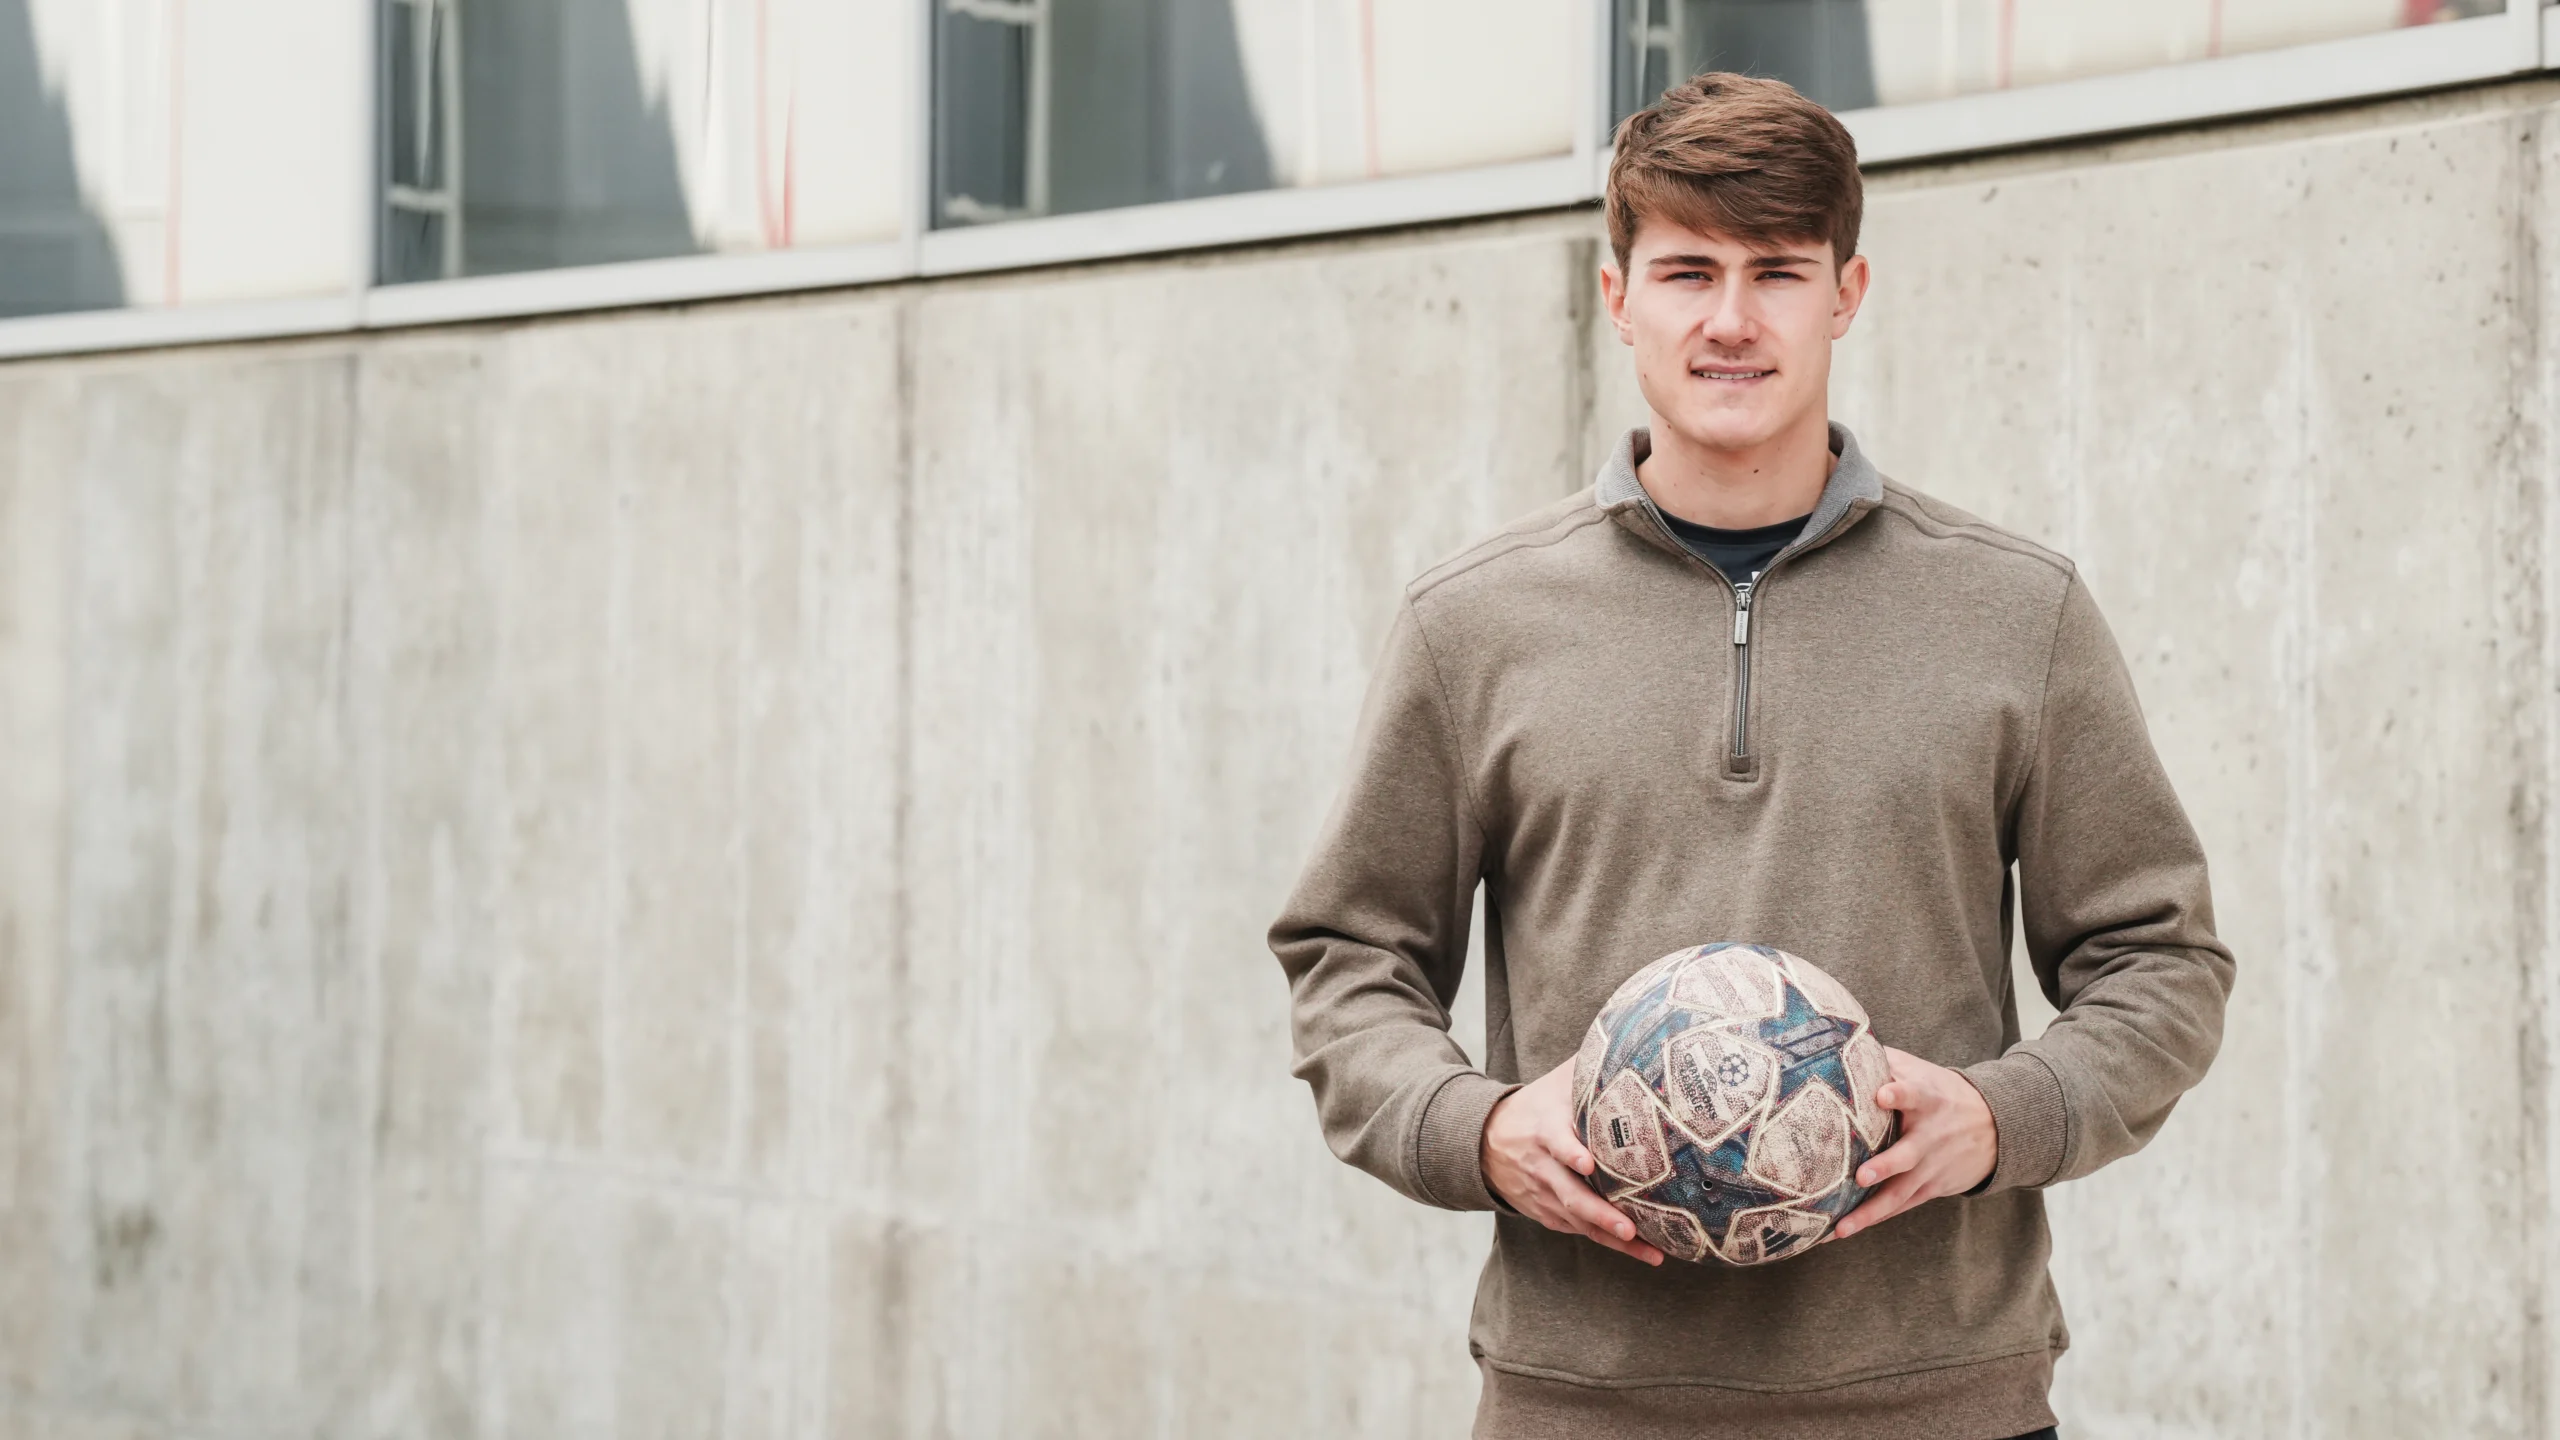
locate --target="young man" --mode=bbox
[1270,74,2233,1439]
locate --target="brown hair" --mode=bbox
[1606,73,1862,271]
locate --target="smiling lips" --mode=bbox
[1695,365,1775,382]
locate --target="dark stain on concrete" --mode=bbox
[91,1204,158,1289]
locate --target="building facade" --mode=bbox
[2,5,2556,1437]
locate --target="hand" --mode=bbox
[1831,1046,1997,1243]
[1481,1059,1666,1265]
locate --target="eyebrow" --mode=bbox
[1647,252,1821,270]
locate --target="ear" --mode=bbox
[1600,261,1634,347]
[1830,253,1871,340]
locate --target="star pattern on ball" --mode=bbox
[1754,973,1863,1113]
[1625,1126,1792,1235]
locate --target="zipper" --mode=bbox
[1730,578,1756,762]
[1635,500,1862,774]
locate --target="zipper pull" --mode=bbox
[1732,582,1753,645]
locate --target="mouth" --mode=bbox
[1692,366,1775,384]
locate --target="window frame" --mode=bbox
[380,0,465,282]
[0,0,2541,362]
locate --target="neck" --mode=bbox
[1636,409,1835,529]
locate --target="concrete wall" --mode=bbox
[2,77,2556,1439]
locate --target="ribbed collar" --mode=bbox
[1595,421,1884,565]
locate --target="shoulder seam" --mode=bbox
[2002,570,2078,838]
[1878,486,2076,578]
[1400,596,1490,852]
[1408,503,1614,602]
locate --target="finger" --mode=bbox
[1535,1157,1637,1243]
[1583,1226,1667,1265]
[1514,1182,1590,1240]
[1855,1139,1923,1190]
[1537,1161,1665,1265]
[1563,1186,1644,1246]
[1834,1171,1925,1240]
[1838,1172,1924,1237]
[1876,1074,1933,1113]
[1543,1124,1598,1177]
[1555,1189,1666,1264]
[1568,1189,1667,1265]
[1519,1196,1573,1234]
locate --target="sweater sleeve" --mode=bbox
[1965,573,2236,1193]
[1269,599,1510,1211]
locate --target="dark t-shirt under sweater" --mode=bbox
[1658,509,1812,583]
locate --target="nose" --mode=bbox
[1698,279,1758,348]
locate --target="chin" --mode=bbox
[1666,410,1784,454]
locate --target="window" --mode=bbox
[932,0,1582,227]
[373,0,915,285]
[0,0,2546,351]
[0,0,361,318]
[1615,0,2513,120]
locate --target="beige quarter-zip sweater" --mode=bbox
[1271,425,2233,1440]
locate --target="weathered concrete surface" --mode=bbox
[4,78,2560,1439]
[1843,93,2554,1439]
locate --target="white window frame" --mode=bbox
[381,0,464,281]
[0,0,2541,362]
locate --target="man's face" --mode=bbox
[1602,218,1870,455]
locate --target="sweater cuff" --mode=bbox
[1960,1051,2070,1193]
[1414,1071,1518,1211]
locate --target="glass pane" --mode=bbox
[1618,0,1875,115]
[0,0,122,315]
[2,0,360,316]
[1617,0,2508,119]
[932,0,1579,228]
[378,0,914,286]
[936,5,1038,224]
[381,207,449,288]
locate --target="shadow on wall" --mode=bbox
[461,0,698,275]
[0,0,125,316]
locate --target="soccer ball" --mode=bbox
[1571,943,1897,1265]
